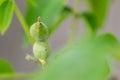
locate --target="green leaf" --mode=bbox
[0,58,14,80]
[0,0,14,34]
[83,0,110,32]
[81,12,98,32]
[26,0,36,7]
[96,34,120,60]
[95,33,119,47]
[0,0,6,5]
[89,0,110,26]
[0,58,13,73]
[33,33,120,80]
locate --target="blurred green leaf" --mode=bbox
[81,12,98,32]
[26,0,36,7]
[83,0,110,32]
[96,34,120,60]
[95,33,119,48]
[89,0,110,26]
[0,0,6,5]
[33,33,120,80]
[0,58,14,79]
[0,58,13,73]
[95,34,120,59]
[0,0,14,34]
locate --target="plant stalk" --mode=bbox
[0,73,34,79]
[68,0,80,43]
[14,2,34,44]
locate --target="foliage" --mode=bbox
[33,33,120,80]
[0,58,14,80]
[0,0,14,34]
[81,0,110,33]
[0,0,120,80]
[0,58,13,73]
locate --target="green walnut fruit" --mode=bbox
[33,41,50,61]
[30,21,49,41]
[29,17,50,65]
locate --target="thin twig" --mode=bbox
[14,2,34,44]
[68,0,80,43]
[0,73,35,79]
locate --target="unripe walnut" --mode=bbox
[29,17,50,65]
[30,21,49,41]
[33,41,50,60]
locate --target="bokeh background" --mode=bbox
[0,0,120,79]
